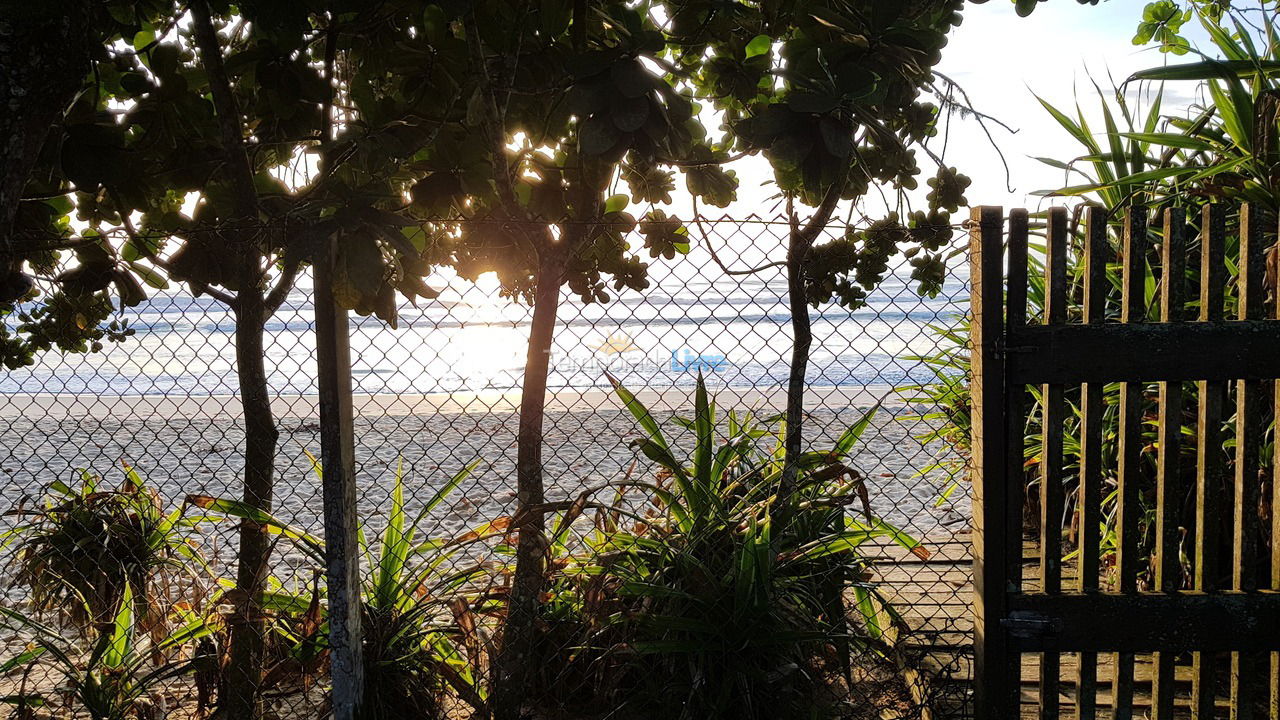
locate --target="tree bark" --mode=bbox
[491,246,563,720]
[781,227,813,496]
[223,284,278,719]
[188,4,276,715]
[778,180,844,501]
[0,2,90,293]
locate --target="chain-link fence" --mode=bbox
[0,216,972,719]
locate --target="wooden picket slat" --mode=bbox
[1231,205,1265,719]
[1112,207,1148,720]
[1074,207,1108,720]
[1274,206,1280,720]
[1193,204,1228,720]
[1151,207,1186,720]
[1038,207,1069,720]
[1005,209,1030,716]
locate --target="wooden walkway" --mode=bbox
[869,530,974,718]
[868,531,1240,719]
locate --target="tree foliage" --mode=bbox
[970,0,1103,18]
[4,0,986,359]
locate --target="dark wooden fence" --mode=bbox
[969,205,1280,719]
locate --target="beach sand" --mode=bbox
[0,387,967,576]
[0,387,969,719]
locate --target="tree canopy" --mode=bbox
[1,0,997,362]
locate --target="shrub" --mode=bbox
[0,579,215,720]
[191,456,494,718]
[3,463,209,635]
[524,375,925,719]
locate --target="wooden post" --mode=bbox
[313,239,365,719]
[1151,207,1186,720]
[1039,207,1068,720]
[971,206,1016,720]
[1075,206,1108,720]
[1113,206,1149,720]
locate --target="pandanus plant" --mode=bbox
[523,375,926,719]
[3,463,210,636]
[0,580,216,720]
[189,456,496,718]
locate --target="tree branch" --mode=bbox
[464,10,523,215]
[110,188,238,306]
[692,211,787,276]
[797,172,847,246]
[190,0,259,220]
[264,258,300,314]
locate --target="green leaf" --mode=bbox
[853,586,884,640]
[606,371,673,460]
[1127,60,1280,83]
[744,34,771,59]
[184,495,325,562]
[579,115,619,155]
[102,581,134,670]
[604,194,629,215]
[417,459,480,520]
[692,373,713,502]
[611,95,650,133]
[833,404,878,457]
[1118,131,1215,152]
[1033,156,1073,171]
[373,458,410,610]
[128,261,170,290]
[0,646,47,676]
[132,29,156,51]
[610,61,653,99]
[786,92,839,114]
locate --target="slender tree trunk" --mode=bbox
[782,222,855,681]
[0,3,90,293]
[778,180,844,500]
[223,283,278,719]
[781,227,812,496]
[188,5,277,715]
[492,247,563,720]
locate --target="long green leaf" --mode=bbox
[374,458,410,610]
[1127,59,1280,83]
[102,581,134,670]
[1119,131,1216,152]
[415,458,481,523]
[184,495,325,561]
[833,404,878,457]
[692,373,714,505]
[607,371,673,457]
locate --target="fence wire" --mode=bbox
[0,216,972,720]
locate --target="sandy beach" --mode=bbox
[0,387,967,577]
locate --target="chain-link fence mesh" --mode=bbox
[0,216,972,719]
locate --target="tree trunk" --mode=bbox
[223,284,278,718]
[0,3,90,289]
[781,228,812,497]
[491,248,562,720]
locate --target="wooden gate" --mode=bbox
[969,205,1280,719]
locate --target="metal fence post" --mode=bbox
[313,238,364,718]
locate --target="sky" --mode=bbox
[937,0,1210,211]
[691,0,1216,224]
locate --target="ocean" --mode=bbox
[1,247,967,399]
